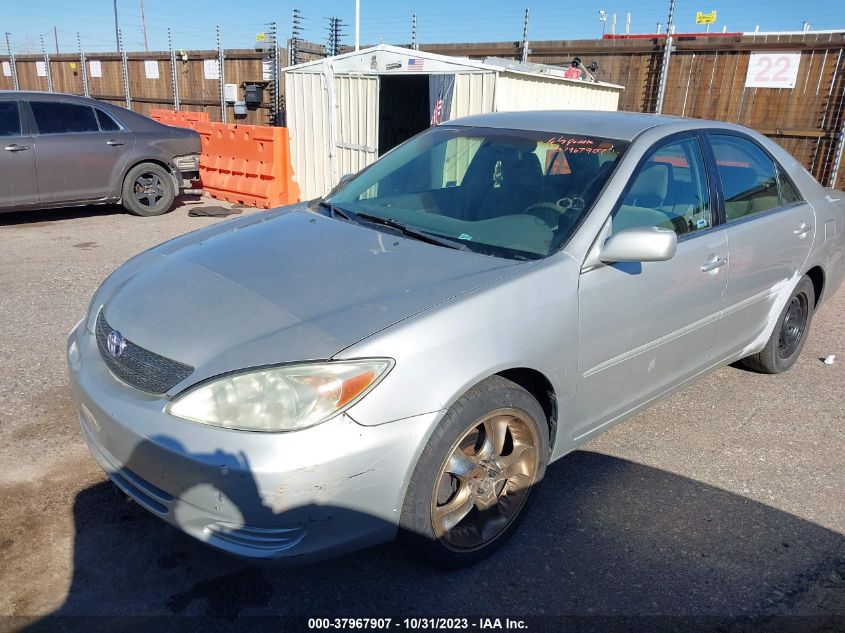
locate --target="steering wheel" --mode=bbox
[524,197,586,228]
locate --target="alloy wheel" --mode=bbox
[133,173,166,208]
[431,408,540,552]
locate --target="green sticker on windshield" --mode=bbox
[458,233,473,241]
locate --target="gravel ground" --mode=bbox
[0,201,842,629]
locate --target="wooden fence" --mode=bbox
[426,32,845,190]
[3,33,844,188]
[0,48,283,126]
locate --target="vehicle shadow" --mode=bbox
[0,197,203,227]
[25,438,844,628]
[0,205,127,226]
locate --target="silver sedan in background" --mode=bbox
[67,111,845,567]
[0,91,200,216]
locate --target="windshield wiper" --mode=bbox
[316,200,355,221]
[354,212,471,252]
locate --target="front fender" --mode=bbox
[336,254,579,445]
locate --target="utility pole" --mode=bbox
[412,13,418,50]
[53,26,59,53]
[655,0,675,114]
[5,33,19,90]
[354,0,360,51]
[140,0,149,51]
[520,8,530,63]
[113,0,120,52]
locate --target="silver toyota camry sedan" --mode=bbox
[68,111,845,567]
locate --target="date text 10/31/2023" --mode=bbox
[307,617,529,630]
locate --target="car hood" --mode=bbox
[98,207,524,391]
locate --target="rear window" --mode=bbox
[0,102,21,137]
[31,101,99,134]
[709,134,780,221]
[95,108,121,131]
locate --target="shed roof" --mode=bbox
[282,44,623,89]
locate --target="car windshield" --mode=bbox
[325,125,628,260]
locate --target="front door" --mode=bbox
[29,100,135,204]
[0,100,38,211]
[575,134,728,443]
[705,133,816,360]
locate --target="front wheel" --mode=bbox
[740,275,815,374]
[400,376,549,568]
[121,163,176,217]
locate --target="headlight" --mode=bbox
[173,153,200,171]
[166,359,393,432]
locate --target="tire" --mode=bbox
[400,375,549,568]
[121,163,176,217]
[740,275,815,374]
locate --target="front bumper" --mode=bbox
[67,323,438,563]
[177,171,203,196]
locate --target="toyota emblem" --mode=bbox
[106,330,126,358]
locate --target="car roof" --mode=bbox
[448,110,699,142]
[0,90,99,103]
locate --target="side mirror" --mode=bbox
[337,173,355,187]
[599,226,677,263]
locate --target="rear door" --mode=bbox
[29,100,135,204]
[705,132,816,360]
[0,100,38,211]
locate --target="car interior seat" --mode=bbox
[475,151,556,221]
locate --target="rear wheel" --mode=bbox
[121,163,176,217]
[400,376,549,567]
[740,275,815,374]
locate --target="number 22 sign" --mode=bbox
[745,52,801,89]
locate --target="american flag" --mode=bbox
[407,58,425,71]
[431,83,445,125]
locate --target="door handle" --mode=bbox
[4,144,30,152]
[793,223,811,238]
[701,255,728,273]
[105,139,125,146]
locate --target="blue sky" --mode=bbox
[3,0,844,54]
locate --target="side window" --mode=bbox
[613,137,712,236]
[0,102,21,137]
[709,135,780,221]
[31,101,99,134]
[777,165,802,206]
[95,108,121,132]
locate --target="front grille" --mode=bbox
[95,310,193,394]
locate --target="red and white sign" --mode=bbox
[745,52,801,89]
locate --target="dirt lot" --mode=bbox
[0,200,843,628]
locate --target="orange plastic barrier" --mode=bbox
[150,109,210,129]
[149,110,300,208]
